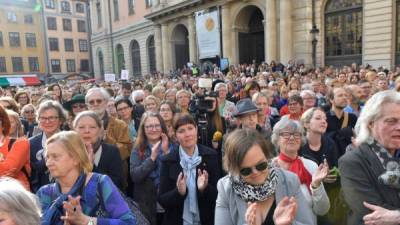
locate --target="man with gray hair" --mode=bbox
[131,89,145,130]
[339,90,400,225]
[86,87,131,191]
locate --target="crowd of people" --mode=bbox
[0,60,400,225]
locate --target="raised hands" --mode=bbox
[150,141,162,161]
[363,202,400,225]
[176,172,187,196]
[312,159,329,188]
[61,195,94,225]
[85,144,94,164]
[245,202,263,225]
[161,133,169,154]
[197,169,209,192]
[273,197,297,225]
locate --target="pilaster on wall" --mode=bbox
[279,0,293,65]
[265,0,277,63]
[363,0,393,68]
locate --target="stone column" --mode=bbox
[266,0,277,63]
[154,24,163,72]
[160,0,166,7]
[279,0,293,65]
[161,23,171,73]
[153,0,159,7]
[188,14,198,64]
[221,4,232,61]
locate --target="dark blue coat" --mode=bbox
[158,144,221,225]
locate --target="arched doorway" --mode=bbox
[115,44,125,77]
[325,0,362,67]
[130,40,142,76]
[147,36,156,74]
[171,24,189,70]
[98,50,104,79]
[235,6,265,64]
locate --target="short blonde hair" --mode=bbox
[46,131,92,174]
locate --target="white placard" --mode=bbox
[104,73,116,82]
[196,9,221,59]
[198,78,213,88]
[121,70,129,80]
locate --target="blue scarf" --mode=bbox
[41,173,87,225]
[145,142,173,188]
[179,145,202,225]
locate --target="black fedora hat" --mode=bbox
[234,98,260,117]
[63,94,85,111]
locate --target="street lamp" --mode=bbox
[310,0,319,68]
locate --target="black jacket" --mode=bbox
[93,143,124,190]
[29,133,49,192]
[158,144,221,225]
[339,143,400,225]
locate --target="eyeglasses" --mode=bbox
[88,99,104,106]
[239,161,269,176]
[24,110,35,114]
[117,106,130,112]
[279,132,302,139]
[144,124,161,130]
[39,116,59,123]
[72,103,86,109]
[160,108,171,112]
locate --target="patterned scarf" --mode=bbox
[179,145,202,225]
[41,173,86,225]
[230,166,278,202]
[370,140,400,190]
[279,153,312,192]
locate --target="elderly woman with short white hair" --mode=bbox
[214,82,236,122]
[271,117,330,225]
[0,178,41,225]
[339,90,400,225]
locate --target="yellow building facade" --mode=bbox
[0,0,46,76]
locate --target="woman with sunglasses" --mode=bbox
[271,117,330,225]
[130,112,173,225]
[215,128,314,225]
[159,114,221,225]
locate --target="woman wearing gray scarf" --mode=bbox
[339,90,400,225]
[159,114,221,225]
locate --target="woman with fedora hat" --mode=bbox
[62,94,87,130]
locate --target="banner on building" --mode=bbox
[196,9,221,59]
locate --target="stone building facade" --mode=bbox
[90,0,400,79]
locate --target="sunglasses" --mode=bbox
[72,103,86,109]
[88,99,104,106]
[136,99,144,103]
[239,161,268,176]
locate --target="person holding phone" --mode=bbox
[130,112,174,225]
[159,114,221,225]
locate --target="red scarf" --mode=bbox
[279,153,312,191]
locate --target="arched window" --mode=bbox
[116,44,125,77]
[147,36,156,74]
[396,0,400,66]
[325,0,362,66]
[98,50,104,79]
[131,40,142,76]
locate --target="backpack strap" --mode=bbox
[341,112,349,129]
[8,138,30,179]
